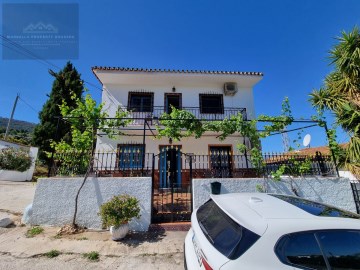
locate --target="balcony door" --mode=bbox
[165,93,181,114]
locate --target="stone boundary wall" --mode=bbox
[193,177,357,213]
[30,177,151,231]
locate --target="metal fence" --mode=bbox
[49,150,336,178]
[351,182,360,214]
[49,151,153,177]
[263,152,337,177]
[189,152,336,178]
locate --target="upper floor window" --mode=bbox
[128,92,154,112]
[200,94,224,114]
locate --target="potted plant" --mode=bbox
[99,194,141,240]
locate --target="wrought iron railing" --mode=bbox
[262,152,337,177]
[351,182,360,214]
[121,106,247,125]
[188,152,336,178]
[49,151,153,177]
[49,150,337,178]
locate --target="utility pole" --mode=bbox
[4,93,20,140]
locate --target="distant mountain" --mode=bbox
[0,117,37,132]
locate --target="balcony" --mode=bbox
[121,106,247,125]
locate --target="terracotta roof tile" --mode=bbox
[288,143,348,156]
[91,66,263,76]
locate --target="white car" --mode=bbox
[184,193,360,270]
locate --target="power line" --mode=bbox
[1,35,104,94]
[0,35,133,115]
[0,35,61,70]
[18,96,40,114]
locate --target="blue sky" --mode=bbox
[1,0,359,151]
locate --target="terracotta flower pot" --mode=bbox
[110,223,129,240]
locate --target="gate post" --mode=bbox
[151,153,155,223]
[190,155,193,212]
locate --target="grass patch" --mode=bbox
[26,226,44,238]
[83,251,99,261]
[45,250,60,258]
[140,253,157,257]
[77,237,88,241]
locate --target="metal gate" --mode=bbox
[351,181,360,214]
[151,146,193,223]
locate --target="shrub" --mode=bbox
[0,147,32,172]
[99,194,141,228]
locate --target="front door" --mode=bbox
[159,146,182,188]
[165,93,181,114]
[209,146,232,177]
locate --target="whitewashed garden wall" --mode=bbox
[0,140,38,181]
[27,176,357,232]
[193,177,357,212]
[29,177,152,231]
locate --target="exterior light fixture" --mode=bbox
[172,86,176,92]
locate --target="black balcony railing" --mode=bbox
[122,106,247,125]
[49,150,337,178]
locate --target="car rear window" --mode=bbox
[276,230,360,270]
[196,199,260,260]
[276,232,327,269]
[317,230,360,269]
[270,194,360,219]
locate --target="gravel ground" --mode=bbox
[0,252,183,270]
[0,180,187,270]
[0,180,36,214]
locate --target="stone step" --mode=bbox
[149,222,191,232]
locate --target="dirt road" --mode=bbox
[0,180,187,269]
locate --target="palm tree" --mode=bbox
[310,27,360,177]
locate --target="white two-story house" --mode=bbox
[92,67,263,190]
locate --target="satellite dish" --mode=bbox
[303,134,311,148]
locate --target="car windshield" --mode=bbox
[270,194,360,219]
[196,199,260,260]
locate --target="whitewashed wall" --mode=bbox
[339,170,358,181]
[103,84,256,120]
[95,132,248,170]
[29,177,152,231]
[193,177,357,213]
[0,140,38,181]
